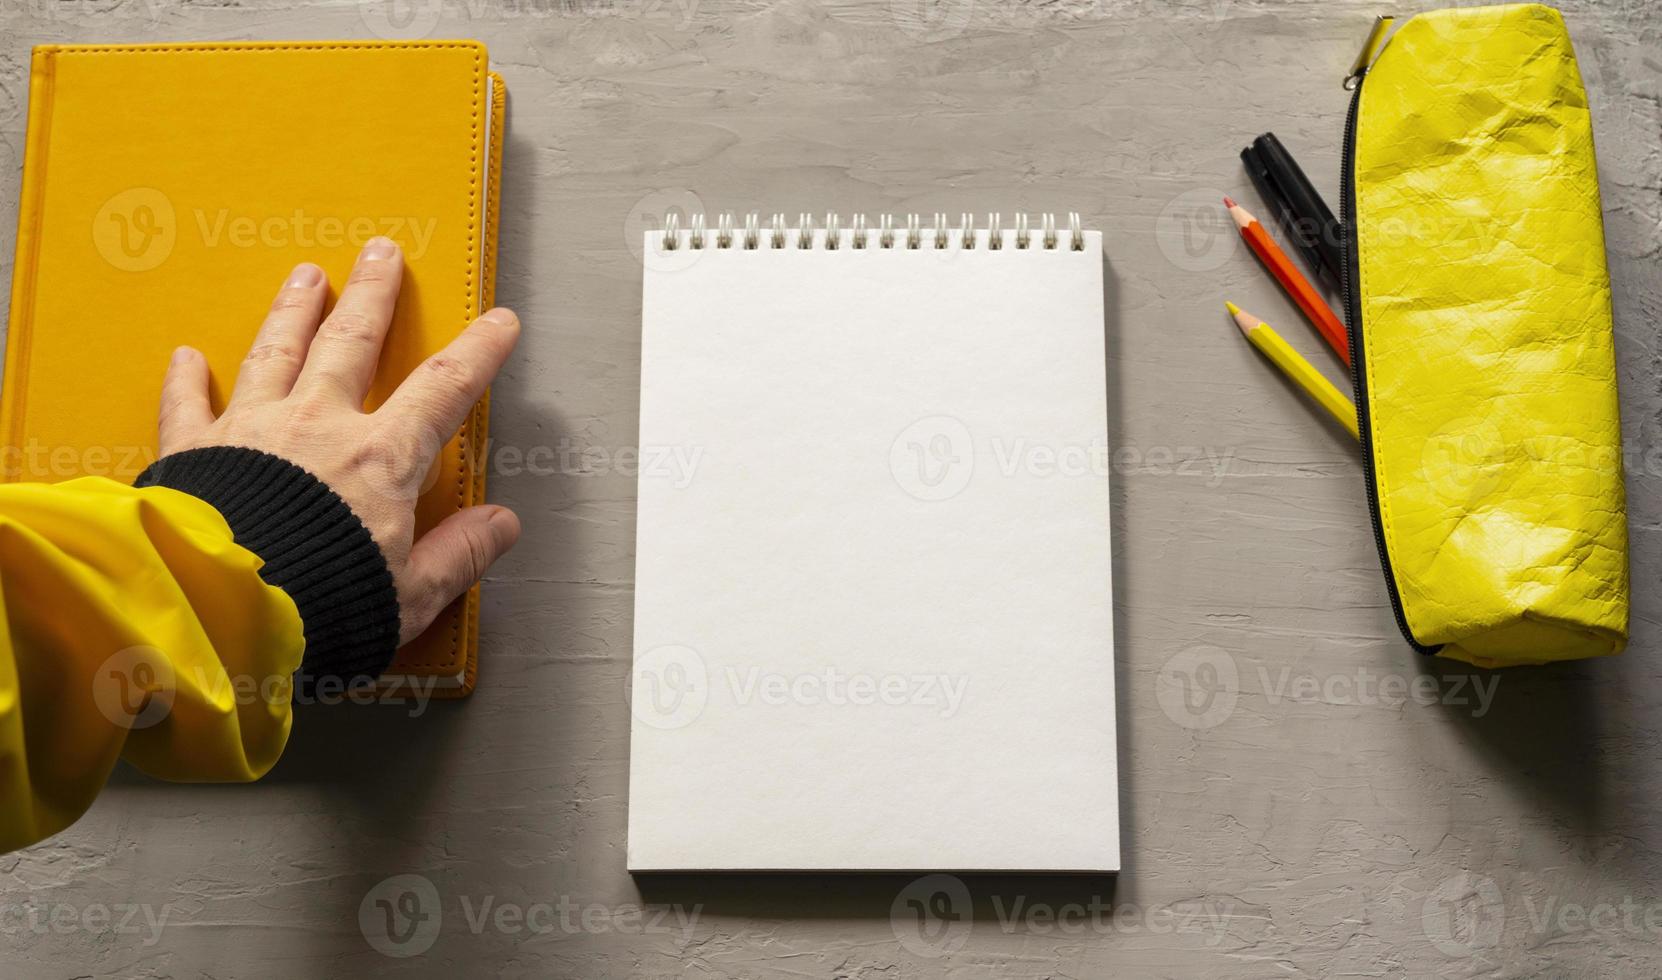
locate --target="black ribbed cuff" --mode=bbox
[134,446,400,686]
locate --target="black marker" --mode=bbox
[1252,132,1342,286]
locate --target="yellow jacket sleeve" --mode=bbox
[0,476,305,852]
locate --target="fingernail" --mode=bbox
[487,506,522,544]
[361,237,398,261]
[284,263,323,288]
[480,307,517,325]
[170,346,193,366]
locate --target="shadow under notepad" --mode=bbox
[635,871,1119,925]
[1102,251,1135,888]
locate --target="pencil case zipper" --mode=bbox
[1340,16,1439,656]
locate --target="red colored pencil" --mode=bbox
[1224,196,1350,367]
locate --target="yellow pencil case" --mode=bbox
[1343,3,1627,667]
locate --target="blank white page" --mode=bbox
[629,223,1117,872]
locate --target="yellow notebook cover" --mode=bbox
[0,40,506,697]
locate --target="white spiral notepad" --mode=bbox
[629,212,1118,872]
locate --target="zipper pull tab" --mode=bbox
[1343,14,1395,90]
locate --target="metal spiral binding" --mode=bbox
[661,212,1087,251]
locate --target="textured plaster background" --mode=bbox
[1,0,1661,976]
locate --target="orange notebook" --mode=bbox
[0,41,506,697]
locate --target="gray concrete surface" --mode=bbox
[2,0,1661,976]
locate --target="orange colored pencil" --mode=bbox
[1225,196,1350,367]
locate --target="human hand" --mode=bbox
[155,237,521,645]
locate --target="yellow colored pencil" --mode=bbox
[1227,302,1360,440]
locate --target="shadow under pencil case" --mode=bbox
[1341,3,1627,667]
